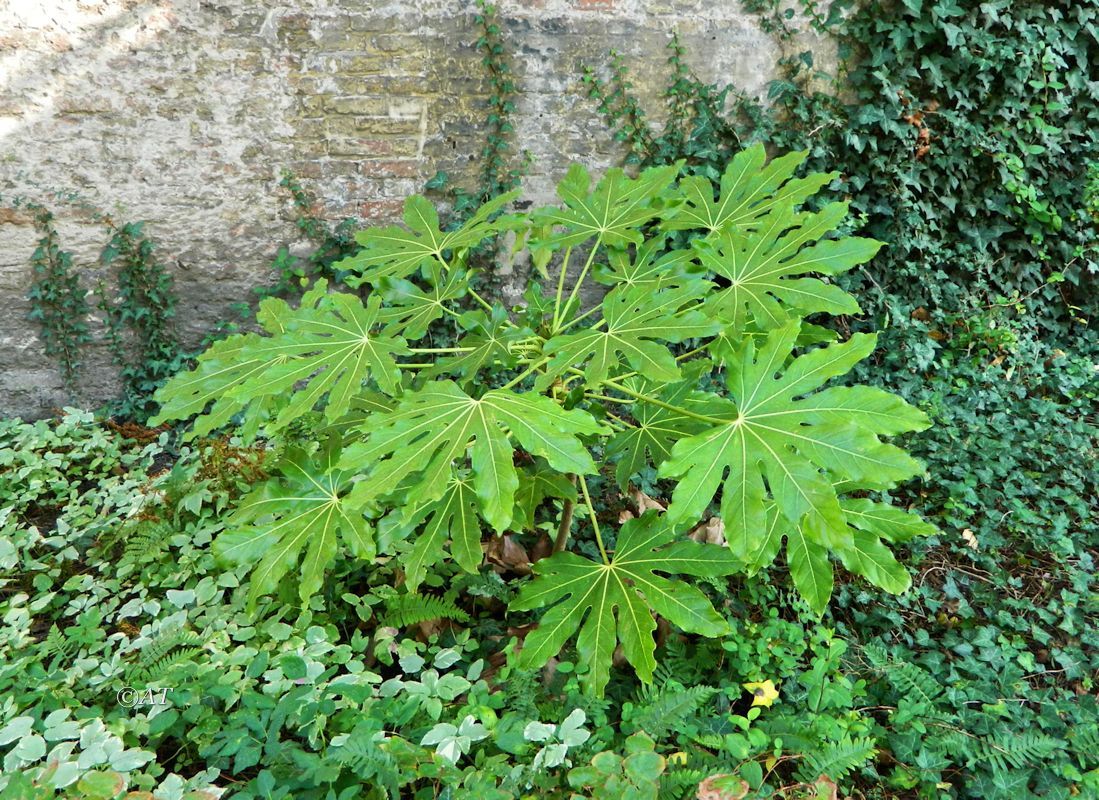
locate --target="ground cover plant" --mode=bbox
[2,152,948,799]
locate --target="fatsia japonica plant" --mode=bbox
[152,145,937,695]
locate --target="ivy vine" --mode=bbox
[25,205,91,390]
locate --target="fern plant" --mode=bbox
[152,146,936,695]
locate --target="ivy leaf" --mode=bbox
[420,306,530,386]
[397,474,483,591]
[511,511,738,695]
[152,281,409,437]
[376,266,470,339]
[660,144,835,234]
[342,381,605,532]
[532,162,682,250]
[693,202,881,330]
[660,321,928,556]
[342,191,518,286]
[214,445,371,604]
[536,284,719,390]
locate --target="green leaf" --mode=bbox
[733,496,934,612]
[661,144,835,234]
[152,281,409,437]
[398,474,484,590]
[595,234,703,292]
[659,321,928,606]
[604,363,718,490]
[214,445,372,604]
[342,191,518,286]
[514,458,578,531]
[693,202,879,330]
[376,266,470,339]
[537,283,719,390]
[420,306,529,386]
[342,381,605,532]
[510,511,738,695]
[532,162,681,249]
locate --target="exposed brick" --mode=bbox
[360,198,405,221]
[360,159,423,179]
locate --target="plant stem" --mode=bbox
[556,238,602,334]
[602,379,730,425]
[552,246,573,330]
[498,357,550,391]
[556,303,603,334]
[578,473,610,564]
[553,474,578,554]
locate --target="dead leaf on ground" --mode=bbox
[961,528,978,550]
[696,774,749,800]
[631,487,666,514]
[484,535,531,574]
[688,516,725,546]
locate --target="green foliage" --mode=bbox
[95,220,187,421]
[25,205,91,390]
[585,7,1099,797]
[153,151,931,702]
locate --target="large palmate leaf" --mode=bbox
[660,144,835,234]
[733,497,938,613]
[693,202,881,331]
[532,163,681,249]
[152,281,408,437]
[341,190,518,286]
[395,474,483,591]
[536,283,719,390]
[511,511,739,695]
[420,307,530,386]
[213,446,372,605]
[595,234,702,292]
[341,381,605,532]
[376,266,470,339]
[604,363,719,490]
[659,320,929,552]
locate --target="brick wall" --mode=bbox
[0,0,828,417]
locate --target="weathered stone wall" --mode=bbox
[0,0,824,418]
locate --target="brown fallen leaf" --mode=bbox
[631,487,666,514]
[688,517,726,546]
[485,535,532,574]
[696,774,749,800]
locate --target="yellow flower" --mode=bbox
[742,679,779,708]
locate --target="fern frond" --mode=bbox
[126,627,203,684]
[797,736,876,782]
[380,593,470,628]
[631,682,717,739]
[40,624,76,659]
[121,521,171,565]
[862,644,942,709]
[948,731,1064,773]
[658,767,708,800]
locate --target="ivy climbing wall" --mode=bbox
[0,0,828,417]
